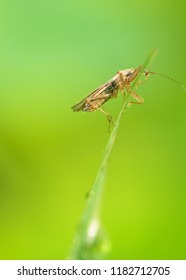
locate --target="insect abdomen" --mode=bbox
[83,98,106,112]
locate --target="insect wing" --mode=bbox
[71,82,111,112]
[71,98,88,112]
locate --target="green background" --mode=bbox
[0,0,186,259]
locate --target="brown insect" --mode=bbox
[71,66,184,126]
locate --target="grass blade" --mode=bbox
[69,49,158,259]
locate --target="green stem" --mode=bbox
[69,49,158,260]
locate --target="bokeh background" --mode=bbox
[0,0,186,259]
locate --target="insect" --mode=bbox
[71,66,184,127]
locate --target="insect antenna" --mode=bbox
[145,70,186,93]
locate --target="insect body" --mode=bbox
[71,66,184,126]
[72,66,145,125]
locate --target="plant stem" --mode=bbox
[69,49,158,259]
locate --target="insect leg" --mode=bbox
[97,107,115,131]
[125,84,144,105]
[135,71,150,87]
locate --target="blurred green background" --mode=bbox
[0,0,186,259]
